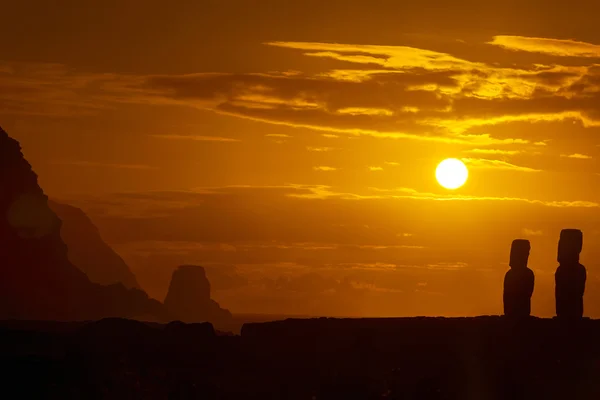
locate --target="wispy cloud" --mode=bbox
[462,158,541,172]
[151,134,240,142]
[489,35,600,58]
[561,153,592,159]
[313,166,338,171]
[266,41,473,70]
[522,228,543,236]
[238,242,425,251]
[426,112,600,135]
[464,149,521,156]
[307,146,335,152]
[337,261,467,272]
[368,187,599,208]
[52,161,158,170]
[3,38,600,147]
[385,161,401,166]
[337,107,394,116]
[266,134,292,138]
[295,184,600,208]
[336,262,399,271]
[425,262,469,271]
[368,166,384,171]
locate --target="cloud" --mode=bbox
[322,134,340,138]
[561,153,592,159]
[425,262,469,271]
[52,161,158,170]
[240,242,338,251]
[489,36,600,58]
[122,240,240,256]
[462,158,541,172]
[151,134,240,142]
[337,107,394,116]
[0,61,149,117]
[216,107,532,144]
[313,166,338,171]
[464,149,521,156]
[69,184,600,213]
[522,228,543,236]
[236,242,425,251]
[266,133,292,138]
[369,187,599,208]
[335,261,467,271]
[336,262,399,271]
[356,244,425,250]
[306,146,335,152]
[266,41,474,71]
[3,39,600,146]
[137,50,589,142]
[368,166,384,171]
[385,162,401,166]
[426,111,600,135]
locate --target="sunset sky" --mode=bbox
[3,0,600,317]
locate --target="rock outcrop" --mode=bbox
[164,265,232,324]
[0,126,167,321]
[48,200,140,289]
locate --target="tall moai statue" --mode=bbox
[503,239,535,317]
[555,229,587,319]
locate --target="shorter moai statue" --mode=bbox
[555,229,587,319]
[503,239,535,318]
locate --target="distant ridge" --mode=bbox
[48,200,140,289]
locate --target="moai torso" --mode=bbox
[555,229,587,319]
[503,239,535,318]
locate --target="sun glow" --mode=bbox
[436,158,468,189]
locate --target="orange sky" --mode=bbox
[2,0,600,317]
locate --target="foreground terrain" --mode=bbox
[2,316,600,399]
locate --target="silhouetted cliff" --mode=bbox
[164,265,232,325]
[0,126,167,321]
[48,200,140,289]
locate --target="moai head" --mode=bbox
[510,239,530,269]
[557,229,583,264]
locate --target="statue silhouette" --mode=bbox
[555,229,586,319]
[503,239,535,317]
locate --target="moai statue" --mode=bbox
[503,239,535,318]
[555,229,587,319]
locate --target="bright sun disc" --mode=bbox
[436,158,468,190]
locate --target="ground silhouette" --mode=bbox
[3,317,600,399]
[556,228,587,319]
[503,239,534,317]
[164,265,233,328]
[48,200,140,289]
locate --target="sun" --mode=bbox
[436,158,468,190]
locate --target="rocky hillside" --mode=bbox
[0,126,166,321]
[48,200,140,289]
